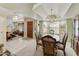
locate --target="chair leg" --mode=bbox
[54,51,57,56]
[64,51,66,56]
[36,45,38,50]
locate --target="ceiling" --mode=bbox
[0,3,34,17]
[33,3,72,19]
[33,3,79,20]
[0,3,79,19]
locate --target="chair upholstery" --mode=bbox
[56,33,68,56]
[41,35,57,56]
[57,33,66,44]
[6,32,16,41]
[56,43,64,49]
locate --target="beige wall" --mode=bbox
[67,18,73,42]
[0,16,6,44]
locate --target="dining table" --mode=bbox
[41,33,60,41]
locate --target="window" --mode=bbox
[74,19,78,37]
[75,20,78,37]
[42,21,49,34]
[49,21,59,35]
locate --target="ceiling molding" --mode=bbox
[0,7,14,16]
[62,3,72,17]
[32,3,41,10]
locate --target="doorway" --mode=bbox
[27,21,33,38]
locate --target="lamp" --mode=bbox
[46,8,58,21]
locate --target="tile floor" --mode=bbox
[4,37,77,56]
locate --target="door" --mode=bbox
[27,21,33,38]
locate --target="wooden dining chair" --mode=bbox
[35,32,42,50]
[41,35,57,56]
[56,33,66,45]
[56,33,68,56]
[0,44,5,56]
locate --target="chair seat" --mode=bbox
[37,40,42,45]
[56,43,64,50]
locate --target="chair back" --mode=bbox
[35,32,39,43]
[63,33,68,49]
[41,35,56,56]
[62,33,66,44]
[35,32,41,44]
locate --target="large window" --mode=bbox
[42,21,49,35]
[49,21,59,35]
[39,21,60,40]
[38,20,66,41]
[41,21,59,35]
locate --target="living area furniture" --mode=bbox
[13,30,24,37]
[6,32,16,41]
[18,31,24,37]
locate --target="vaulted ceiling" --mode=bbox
[0,3,79,19]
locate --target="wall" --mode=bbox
[67,18,74,42]
[0,16,6,44]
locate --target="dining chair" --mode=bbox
[41,35,57,56]
[35,32,42,50]
[2,50,11,56]
[1,50,16,56]
[56,33,68,56]
[0,44,4,56]
[56,33,66,45]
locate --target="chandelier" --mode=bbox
[46,8,58,21]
